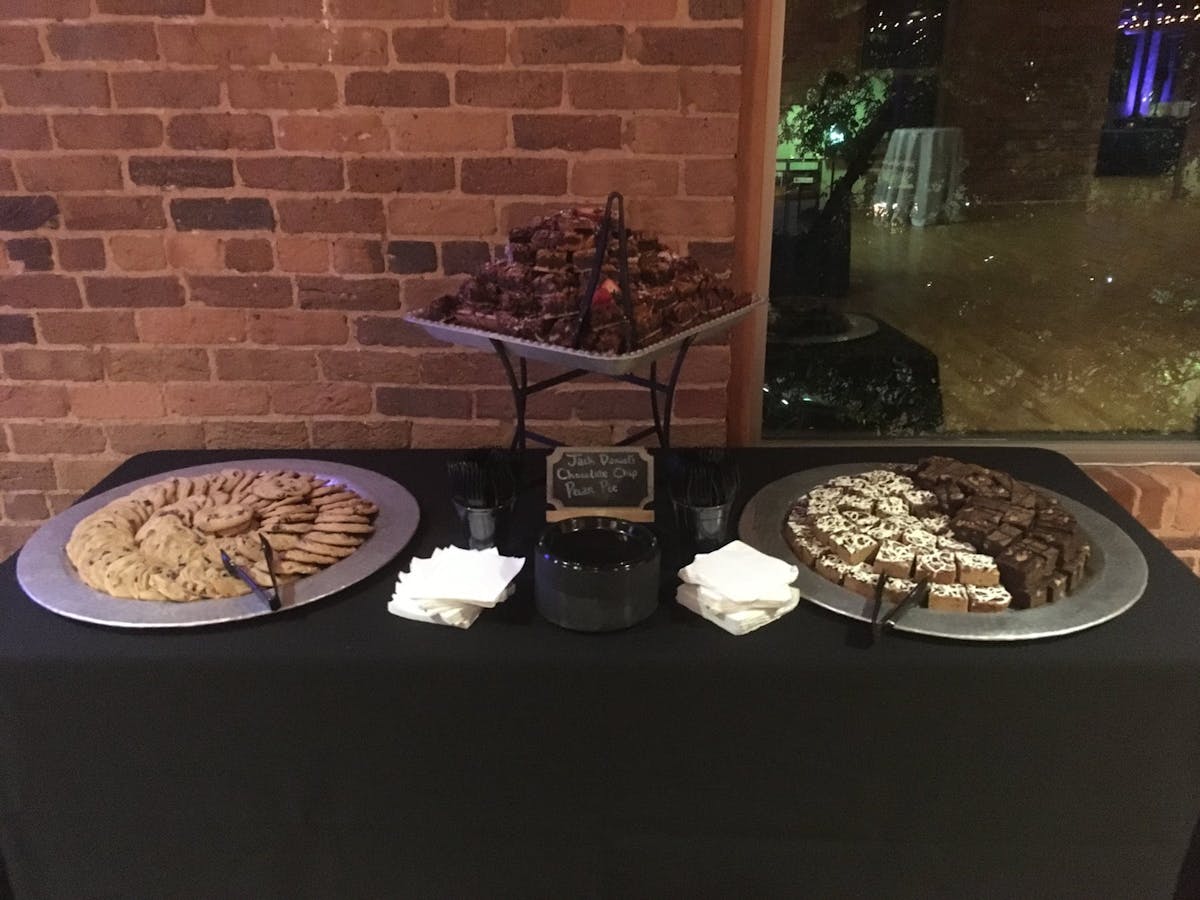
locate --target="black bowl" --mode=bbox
[535,517,660,632]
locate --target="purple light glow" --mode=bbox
[1139,28,1163,115]
[1124,30,1147,116]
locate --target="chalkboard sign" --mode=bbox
[546,447,654,523]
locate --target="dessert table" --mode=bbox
[1,447,1198,899]
[872,126,965,227]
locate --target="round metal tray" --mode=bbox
[16,459,420,629]
[737,463,1148,641]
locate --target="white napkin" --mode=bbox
[387,546,525,629]
[677,584,800,636]
[678,540,799,605]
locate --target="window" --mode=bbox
[764,0,1200,440]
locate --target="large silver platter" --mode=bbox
[738,462,1148,641]
[16,459,419,629]
[405,299,764,376]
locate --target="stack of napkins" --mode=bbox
[388,546,525,629]
[677,540,801,636]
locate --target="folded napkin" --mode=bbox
[677,540,800,635]
[388,546,524,629]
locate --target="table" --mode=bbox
[872,127,965,227]
[2,448,1199,899]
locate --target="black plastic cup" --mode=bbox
[452,497,514,551]
[535,517,660,632]
[673,499,734,554]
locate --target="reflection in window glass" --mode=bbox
[765,0,1200,439]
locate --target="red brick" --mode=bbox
[410,420,509,448]
[684,158,738,196]
[570,158,678,197]
[272,382,372,415]
[137,308,245,344]
[499,200,581,232]
[0,0,89,18]
[0,461,56,492]
[159,24,274,66]
[574,387,650,420]
[513,25,624,63]
[237,156,344,192]
[1153,466,1200,534]
[102,347,210,381]
[54,457,122,491]
[228,70,338,111]
[86,276,184,308]
[631,198,734,237]
[8,422,106,455]
[276,114,387,152]
[392,25,506,63]
[106,423,205,454]
[568,69,680,110]
[39,310,136,344]
[347,158,455,193]
[204,420,310,450]
[0,275,82,309]
[378,385,472,418]
[455,71,562,108]
[224,238,273,273]
[56,238,106,272]
[47,24,158,61]
[387,197,497,237]
[61,196,165,230]
[168,113,274,151]
[476,386,571,418]
[450,0,562,18]
[563,0,675,18]
[672,386,725,418]
[278,198,384,234]
[0,161,14,191]
[318,348,420,383]
[53,114,162,150]
[0,196,58,231]
[46,494,78,516]
[109,234,167,271]
[190,275,293,308]
[215,348,317,381]
[17,156,124,192]
[277,237,329,273]
[171,198,275,232]
[211,0,321,16]
[247,309,348,345]
[630,27,742,66]
[275,25,389,65]
[0,313,35,344]
[297,276,399,310]
[356,314,444,347]
[0,27,43,65]
[99,0,205,12]
[111,71,221,109]
[0,115,51,150]
[68,382,164,419]
[687,240,733,274]
[4,492,49,522]
[5,237,52,272]
[689,0,740,18]
[129,156,234,189]
[311,419,412,449]
[440,240,490,275]
[332,0,443,16]
[513,114,621,151]
[332,238,384,274]
[4,348,102,381]
[0,525,37,559]
[462,157,567,195]
[625,115,738,155]
[0,70,109,108]
[1087,466,1138,515]
[403,274,466,307]
[165,381,270,416]
[345,71,450,108]
[388,110,508,151]
[680,70,741,113]
[0,384,69,418]
[419,350,505,384]
[385,241,437,274]
[1120,466,1172,531]
[166,235,222,271]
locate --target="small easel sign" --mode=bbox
[546,447,654,523]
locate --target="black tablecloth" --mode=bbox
[2,447,1199,899]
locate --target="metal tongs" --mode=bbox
[219,535,282,611]
[870,577,930,644]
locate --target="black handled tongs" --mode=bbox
[573,191,637,352]
[871,578,930,644]
[219,538,281,611]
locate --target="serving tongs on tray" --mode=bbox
[573,191,637,353]
[870,577,930,644]
[220,535,282,611]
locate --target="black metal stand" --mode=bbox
[491,337,695,451]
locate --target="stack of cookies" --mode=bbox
[65,468,378,602]
[784,459,1091,615]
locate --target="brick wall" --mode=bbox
[1086,465,1200,578]
[0,0,745,559]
